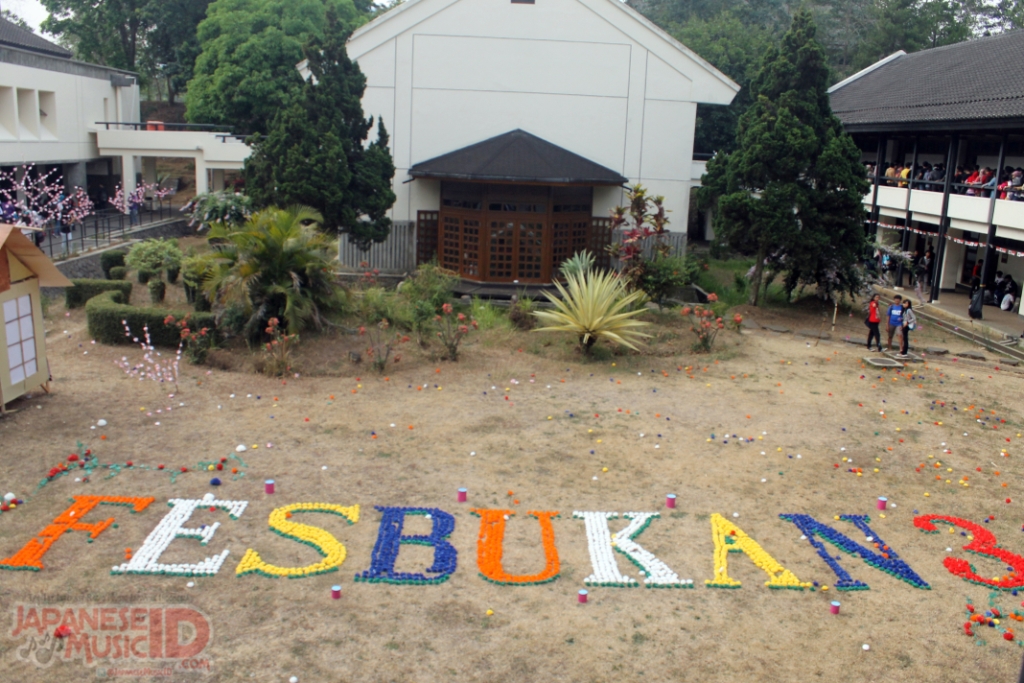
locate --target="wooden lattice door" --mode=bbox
[416,211,439,265]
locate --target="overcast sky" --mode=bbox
[4,0,48,32]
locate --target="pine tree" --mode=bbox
[699,9,869,306]
[244,8,396,250]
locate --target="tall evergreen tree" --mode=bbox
[699,10,869,306]
[244,9,396,250]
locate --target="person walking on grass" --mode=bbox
[866,293,883,352]
[886,295,904,351]
[896,299,917,359]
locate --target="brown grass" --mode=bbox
[0,292,1021,682]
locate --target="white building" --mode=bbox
[0,16,140,198]
[345,0,738,282]
[0,16,248,204]
[830,31,1024,315]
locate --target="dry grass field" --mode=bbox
[0,294,1022,682]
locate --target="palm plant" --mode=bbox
[533,270,651,355]
[204,206,345,343]
[182,191,253,232]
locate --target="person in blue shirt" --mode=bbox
[886,295,904,351]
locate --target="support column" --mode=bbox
[869,136,885,237]
[63,162,87,193]
[929,134,958,303]
[895,136,918,288]
[211,169,225,192]
[142,157,158,189]
[120,155,137,194]
[194,156,209,195]
[981,135,1007,289]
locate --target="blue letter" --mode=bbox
[355,507,457,584]
[779,513,928,590]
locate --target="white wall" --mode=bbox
[0,56,139,166]
[348,0,735,224]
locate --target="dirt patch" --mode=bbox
[0,297,1020,681]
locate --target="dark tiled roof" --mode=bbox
[409,129,628,185]
[830,30,1024,129]
[0,16,72,59]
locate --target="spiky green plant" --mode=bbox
[533,270,651,355]
[204,206,345,344]
[559,250,596,280]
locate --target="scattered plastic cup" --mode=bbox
[265,480,275,495]
[331,585,342,600]
[666,494,677,509]
[578,589,588,604]
[877,496,887,510]
[457,488,467,503]
[830,601,841,615]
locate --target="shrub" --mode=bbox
[148,280,166,303]
[125,239,183,275]
[509,295,535,331]
[533,270,651,355]
[358,318,409,373]
[399,263,456,312]
[65,279,133,309]
[559,250,595,280]
[181,255,212,304]
[204,206,345,343]
[100,250,127,279]
[640,255,699,310]
[138,269,155,284]
[182,191,253,232]
[85,290,216,347]
[680,293,724,353]
[260,317,299,376]
[165,314,213,365]
[108,266,128,281]
[434,303,477,361]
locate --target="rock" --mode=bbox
[865,357,904,368]
[957,351,986,361]
[924,347,948,355]
[999,358,1021,367]
[762,325,792,333]
[740,318,759,329]
[797,329,831,340]
[349,351,362,363]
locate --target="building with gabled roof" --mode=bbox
[341,0,738,283]
[830,31,1024,314]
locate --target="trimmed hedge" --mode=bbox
[66,279,133,309]
[100,250,127,279]
[86,290,217,347]
[108,266,128,281]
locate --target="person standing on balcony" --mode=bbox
[885,163,899,186]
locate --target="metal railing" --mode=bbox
[32,199,183,261]
[94,121,230,132]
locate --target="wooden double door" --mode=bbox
[430,183,594,283]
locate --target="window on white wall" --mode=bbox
[0,87,15,140]
[16,88,38,139]
[38,91,57,139]
[4,295,37,385]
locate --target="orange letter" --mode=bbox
[472,509,560,584]
[0,495,153,571]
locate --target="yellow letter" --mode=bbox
[706,513,810,589]
[236,504,358,579]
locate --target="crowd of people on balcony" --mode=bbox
[865,162,1024,200]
